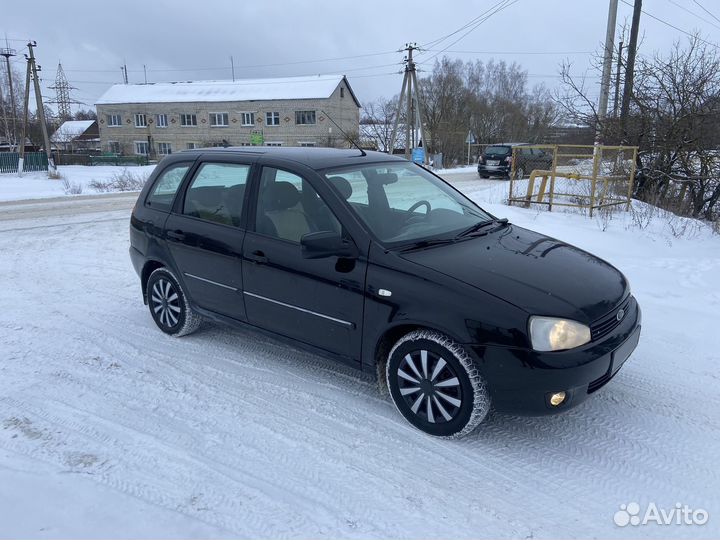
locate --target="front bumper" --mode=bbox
[473,296,642,415]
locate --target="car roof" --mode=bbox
[173,146,406,170]
[487,142,530,147]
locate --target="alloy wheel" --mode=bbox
[150,278,181,328]
[397,349,463,424]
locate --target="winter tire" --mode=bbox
[515,167,526,180]
[386,329,490,438]
[146,267,202,337]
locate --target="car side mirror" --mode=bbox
[301,231,358,260]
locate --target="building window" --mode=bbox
[156,114,168,128]
[265,142,282,147]
[135,141,150,155]
[107,114,121,127]
[135,113,147,128]
[265,112,280,126]
[107,141,120,154]
[340,87,345,98]
[180,114,197,127]
[298,141,315,147]
[209,112,229,127]
[240,112,255,126]
[187,142,199,150]
[295,110,316,125]
[158,142,172,155]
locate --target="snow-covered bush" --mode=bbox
[61,177,83,195]
[89,169,149,193]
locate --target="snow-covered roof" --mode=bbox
[96,75,359,106]
[50,120,96,142]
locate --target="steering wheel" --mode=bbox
[406,200,432,217]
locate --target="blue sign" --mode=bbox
[412,147,425,164]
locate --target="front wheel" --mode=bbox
[386,330,491,438]
[146,267,202,337]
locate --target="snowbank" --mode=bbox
[0,165,156,202]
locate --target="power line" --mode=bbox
[59,50,402,75]
[667,0,720,31]
[424,49,593,55]
[692,0,720,25]
[619,0,720,50]
[420,0,515,50]
[418,0,521,65]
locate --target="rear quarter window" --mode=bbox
[145,163,192,211]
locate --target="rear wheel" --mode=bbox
[146,267,202,337]
[514,166,526,180]
[386,330,491,438]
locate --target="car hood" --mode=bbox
[400,224,628,324]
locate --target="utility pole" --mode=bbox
[596,0,618,143]
[612,40,624,119]
[389,43,427,164]
[26,41,56,175]
[230,55,235,82]
[143,64,147,84]
[619,0,642,142]
[1,45,17,150]
[17,51,32,175]
[0,77,9,151]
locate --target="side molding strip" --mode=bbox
[184,272,238,291]
[243,291,354,328]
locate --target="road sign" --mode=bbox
[412,147,425,164]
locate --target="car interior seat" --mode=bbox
[258,181,313,242]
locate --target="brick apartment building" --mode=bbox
[95,74,360,156]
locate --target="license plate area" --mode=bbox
[487,159,500,166]
[612,327,640,375]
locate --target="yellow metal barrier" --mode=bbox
[507,144,638,216]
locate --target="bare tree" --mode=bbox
[360,98,399,152]
[557,34,720,223]
[416,57,558,165]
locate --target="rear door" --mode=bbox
[164,155,256,321]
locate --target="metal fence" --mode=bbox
[507,144,639,216]
[0,152,49,174]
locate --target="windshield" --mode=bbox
[484,146,511,155]
[323,162,493,246]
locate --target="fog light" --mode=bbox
[549,391,566,406]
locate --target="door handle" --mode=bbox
[246,250,268,264]
[166,230,185,241]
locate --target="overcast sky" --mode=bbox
[2,0,718,113]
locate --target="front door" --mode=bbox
[242,166,366,360]
[165,159,253,321]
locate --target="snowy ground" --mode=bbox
[0,171,719,539]
[0,165,155,202]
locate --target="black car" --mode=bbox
[130,147,641,438]
[478,143,553,179]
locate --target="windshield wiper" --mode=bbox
[395,237,457,252]
[455,217,509,239]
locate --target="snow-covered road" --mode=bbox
[1,174,718,539]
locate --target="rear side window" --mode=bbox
[146,163,191,211]
[183,163,250,227]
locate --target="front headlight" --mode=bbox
[529,316,591,352]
